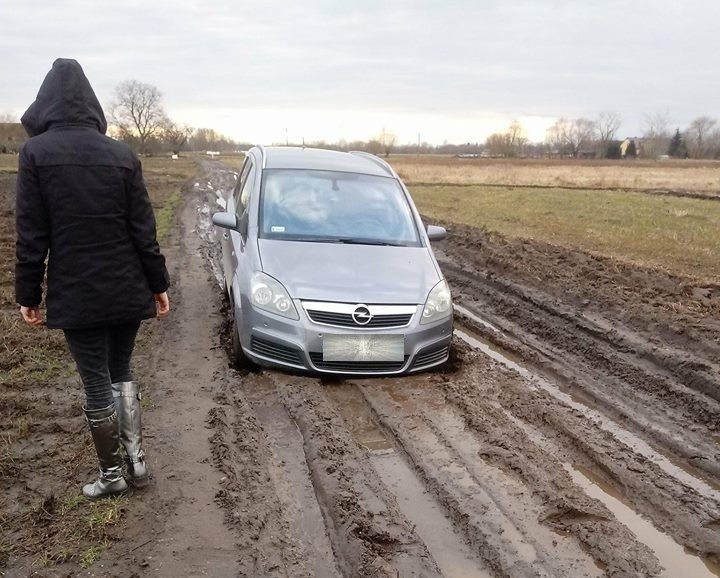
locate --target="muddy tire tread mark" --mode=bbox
[208,377,312,577]
[277,376,442,578]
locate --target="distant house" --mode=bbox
[0,123,27,153]
[620,138,640,159]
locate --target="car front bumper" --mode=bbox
[238,300,453,375]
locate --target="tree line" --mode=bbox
[484,112,720,160]
[109,80,247,155]
[4,81,720,159]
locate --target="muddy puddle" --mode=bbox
[455,323,720,501]
[566,465,720,578]
[324,383,492,577]
[496,395,720,577]
[373,453,491,578]
[454,303,502,333]
[246,381,341,578]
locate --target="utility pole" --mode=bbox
[285,128,288,146]
[417,132,421,156]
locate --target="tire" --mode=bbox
[229,297,249,369]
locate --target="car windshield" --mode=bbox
[259,169,421,246]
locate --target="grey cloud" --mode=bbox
[1,0,718,139]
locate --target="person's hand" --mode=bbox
[154,292,170,319]
[20,306,44,327]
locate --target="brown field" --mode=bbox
[389,155,720,194]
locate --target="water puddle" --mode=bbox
[565,464,720,578]
[454,303,501,333]
[248,384,341,578]
[324,385,393,453]
[326,384,493,577]
[372,453,493,578]
[455,328,541,384]
[455,327,720,502]
[496,403,720,578]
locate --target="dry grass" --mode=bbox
[390,155,720,194]
[412,184,720,282]
[0,154,18,173]
[215,153,246,171]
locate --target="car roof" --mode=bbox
[260,146,395,178]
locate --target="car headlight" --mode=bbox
[250,272,299,320]
[421,280,452,324]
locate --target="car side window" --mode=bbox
[234,161,255,219]
[233,159,252,210]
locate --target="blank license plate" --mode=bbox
[323,334,404,362]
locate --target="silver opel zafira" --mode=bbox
[212,146,453,375]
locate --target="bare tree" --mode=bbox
[547,118,596,157]
[507,119,528,154]
[485,120,528,157]
[162,120,194,155]
[110,80,167,154]
[685,116,718,159]
[377,128,397,157]
[485,132,510,157]
[595,111,622,157]
[641,112,671,158]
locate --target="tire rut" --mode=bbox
[438,347,720,574]
[443,259,720,482]
[365,384,602,577]
[272,373,442,577]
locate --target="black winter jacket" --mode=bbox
[15,58,169,329]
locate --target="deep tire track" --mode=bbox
[275,374,442,577]
[442,257,720,482]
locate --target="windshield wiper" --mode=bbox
[281,236,407,246]
[336,238,407,247]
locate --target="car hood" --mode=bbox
[258,239,441,304]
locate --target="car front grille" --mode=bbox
[309,352,408,373]
[251,337,304,366]
[305,310,413,328]
[412,345,449,369]
[302,301,417,329]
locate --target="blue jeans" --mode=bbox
[63,321,141,410]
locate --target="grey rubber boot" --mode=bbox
[112,381,149,488]
[82,404,128,499]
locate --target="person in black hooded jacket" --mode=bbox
[15,58,170,498]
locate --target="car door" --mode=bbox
[222,158,256,297]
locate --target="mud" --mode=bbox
[3,157,720,577]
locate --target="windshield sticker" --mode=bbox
[271,226,286,233]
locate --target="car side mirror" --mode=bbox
[427,225,447,242]
[212,212,238,230]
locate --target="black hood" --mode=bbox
[21,58,107,137]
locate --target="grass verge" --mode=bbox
[155,190,182,241]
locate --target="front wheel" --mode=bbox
[230,299,250,369]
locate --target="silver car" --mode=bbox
[212,146,452,375]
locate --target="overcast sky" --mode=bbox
[1,0,719,144]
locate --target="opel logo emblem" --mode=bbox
[352,305,373,326]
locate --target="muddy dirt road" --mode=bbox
[5,158,718,577]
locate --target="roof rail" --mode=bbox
[348,150,396,178]
[257,144,267,168]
